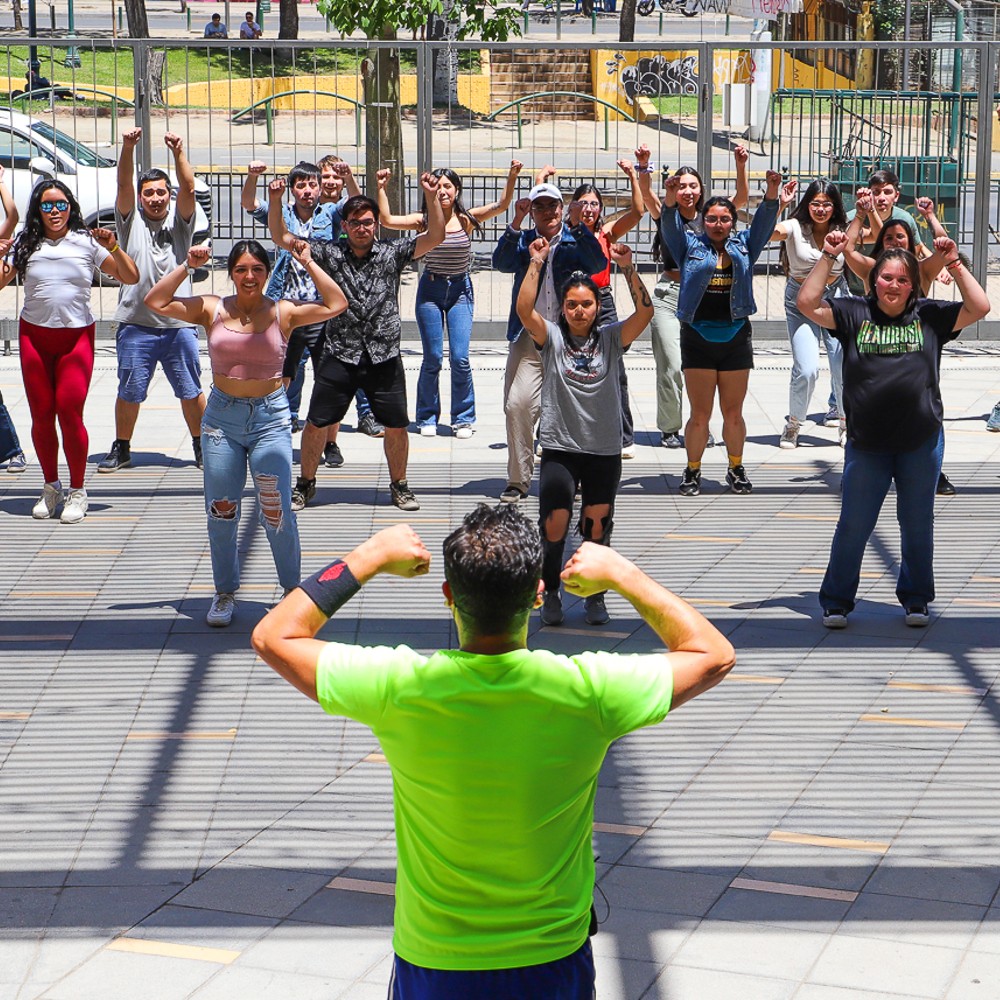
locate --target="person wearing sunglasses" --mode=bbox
[0,181,138,524]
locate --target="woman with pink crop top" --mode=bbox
[146,238,347,627]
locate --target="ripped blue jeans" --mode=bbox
[201,386,301,595]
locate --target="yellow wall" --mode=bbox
[771,51,857,92]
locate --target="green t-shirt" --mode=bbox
[315,642,673,971]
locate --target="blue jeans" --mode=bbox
[784,278,844,422]
[202,386,301,594]
[415,272,475,428]
[820,428,943,613]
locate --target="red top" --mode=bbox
[590,229,612,288]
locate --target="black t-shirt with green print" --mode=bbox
[829,295,963,452]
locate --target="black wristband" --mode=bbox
[298,559,361,618]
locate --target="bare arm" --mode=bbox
[115,126,141,217]
[935,236,990,329]
[610,244,652,346]
[144,245,214,326]
[336,161,362,199]
[797,230,846,329]
[606,159,645,241]
[515,239,550,346]
[165,133,196,224]
[469,159,524,224]
[251,525,432,703]
[842,202,874,288]
[633,144,661,220]
[241,160,267,212]
[374,168,423,232]
[561,544,735,710]
[0,167,17,239]
[0,239,16,289]
[413,173,446,259]
[534,163,557,186]
[266,179,297,251]
[732,144,749,211]
[93,228,139,285]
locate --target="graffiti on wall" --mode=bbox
[614,54,699,101]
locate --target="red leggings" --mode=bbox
[19,318,95,489]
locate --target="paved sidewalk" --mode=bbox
[2,342,1000,999]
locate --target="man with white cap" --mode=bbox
[493,181,605,503]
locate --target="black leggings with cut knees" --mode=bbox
[538,449,621,591]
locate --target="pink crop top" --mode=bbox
[208,299,287,380]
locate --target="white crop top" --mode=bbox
[20,231,111,327]
[784,219,844,282]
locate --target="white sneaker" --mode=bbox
[60,488,89,524]
[419,425,437,437]
[779,417,800,450]
[32,480,62,519]
[454,425,474,439]
[621,443,636,459]
[206,592,236,627]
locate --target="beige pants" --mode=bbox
[502,329,543,492]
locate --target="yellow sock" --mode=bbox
[687,460,701,472]
[728,454,742,468]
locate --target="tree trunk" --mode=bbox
[430,0,459,105]
[278,0,299,38]
[362,24,406,216]
[619,0,636,41]
[12,0,23,32]
[123,0,149,37]
[147,50,166,106]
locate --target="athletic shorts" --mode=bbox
[116,323,203,402]
[308,353,408,429]
[680,320,754,372]
[388,939,595,1000]
[281,321,326,381]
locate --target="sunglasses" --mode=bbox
[40,200,70,213]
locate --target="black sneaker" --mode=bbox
[390,479,420,511]
[936,472,955,496]
[904,605,930,627]
[540,590,563,626]
[584,593,610,625]
[822,609,849,629]
[324,442,344,468]
[98,439,131,474]
[679,467,701,497]
[358,413,385,438]
[290,417,304,434]
[500,485,527,503]
[192,436,203,469]
[291,477,316,512]
[726,464,753,494]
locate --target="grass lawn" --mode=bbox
[649,94,723,115]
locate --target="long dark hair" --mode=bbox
[572,182,604,231]
[557,271,602,347]
[671,165,706,214]
[420,167,481,234]
[869,248,921,314]
[789,179,847,230]
[872,218,916,257]
[227,239,271,277]
[13,180,87,276]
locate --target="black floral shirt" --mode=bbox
[311,237,417,364]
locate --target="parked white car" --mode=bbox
[0,110,211,241]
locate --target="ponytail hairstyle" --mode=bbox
[557,270,602,348]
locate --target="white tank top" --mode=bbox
[785,218,844,282]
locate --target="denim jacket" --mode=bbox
[661,198,779,324]
[492,222,606,342]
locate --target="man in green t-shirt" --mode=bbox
[252,504,735,998]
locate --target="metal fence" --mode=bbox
[1,35,1000,337]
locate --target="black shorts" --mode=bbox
[281,321,326,381]
[308,353,409,429]
[539,449,622,522]
[680,320,754,372]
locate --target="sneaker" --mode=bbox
[705,432,716,448]
[823,406,841,427]
[661,432,683,449]
[60,488,88,524]
[621,443,636,459]
[324,442,344,468]
[936,471,955,496]
[290,417,304,434]
[5,451,27,474]
[540,590,563,626]
[500,485,527,503]
[726,464,753,495]
[987,402,1000,432]
[358,412,385,438]
[904,605,930,627]
[419,424,437,437]
[97,439,131,474]
[822,609,849,629]
[390,479,420,511]
[32,480,62,519]
[779,417,800,450]
[192,436,203,470]
[584,592,610,625]
[679,466,701,497]
[454,424,474,439]
[206,592,236,627]
[535,440,543,458]
[291,477,316,512]
[838,418,847,448]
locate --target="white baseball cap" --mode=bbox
[528,183,563,203]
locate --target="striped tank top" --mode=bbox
[422,226,473,276]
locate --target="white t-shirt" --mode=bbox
[785,218,844,281]
[20,231,111,328]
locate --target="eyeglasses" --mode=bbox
[345,218,376,230]
[40,200,69,213]
[577,200,601,208]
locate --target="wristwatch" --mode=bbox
[186,265,197,277]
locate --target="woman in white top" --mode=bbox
[769,179,849,448]
[375,161,522,438]
[0,181,138,523]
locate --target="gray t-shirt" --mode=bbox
[539,318,623,456]
[114,204,195,328]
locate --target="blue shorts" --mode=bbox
[388,939,595,1000]
[116,323,203,403]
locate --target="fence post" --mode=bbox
[266,102,273,145]
[415,42,434,175]
[972,41,995,292]
[603,106,608,150]
[132,40,153,170]
[355,104,361,147]
[696,41,713,191]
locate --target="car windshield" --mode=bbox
[29,121,116,168]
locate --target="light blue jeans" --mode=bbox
[820,428,944,613]
[202,386,301,594]
[785,277,845,422]
[415,272,475,428]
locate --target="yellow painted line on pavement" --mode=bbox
[106,937,240,964]
[127,729,237,741]
[729,876,858,902]
[859,714,965,730]
[971,576,1000,584]
[729,674,784,685]
[798,567,881,578]
[0,711,30,719]
[593,821,646,836]
[768,830,889,854]
[887,681,987,696]
[665,534,744,544]
[327,876,395,896]
[688,598,760,609]
[364,752,387,763]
